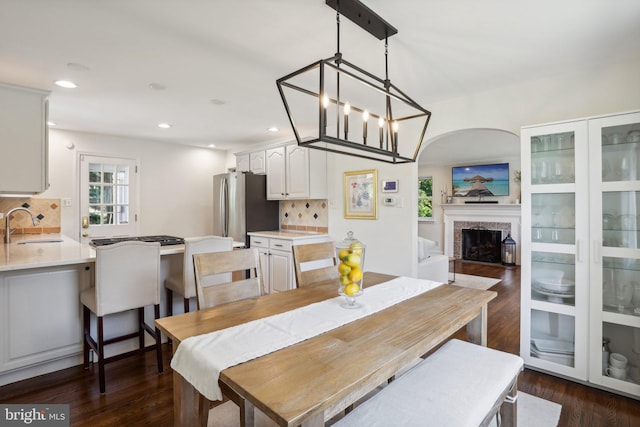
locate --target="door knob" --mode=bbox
[82,232,89,238]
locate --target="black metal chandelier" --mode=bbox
[276,0,431,164]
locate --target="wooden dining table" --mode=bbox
[156,272,497,427]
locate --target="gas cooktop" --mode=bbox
[89,235,185,247]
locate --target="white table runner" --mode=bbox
[170,276,442,401]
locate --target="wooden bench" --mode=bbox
[333,339,524,427]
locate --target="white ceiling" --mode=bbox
[1,0,639,160]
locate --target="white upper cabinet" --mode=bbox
[266,143,327,200]
[0,82,49,194]
[250,151,266,174]
[236,153,250,172]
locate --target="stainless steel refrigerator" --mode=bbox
[213,172,279,246]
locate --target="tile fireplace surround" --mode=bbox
[443,204,522,265]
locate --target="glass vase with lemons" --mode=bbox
[336,231,365,308]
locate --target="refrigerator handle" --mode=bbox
[221,177,229,237]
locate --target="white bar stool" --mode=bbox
[81,241,163,394]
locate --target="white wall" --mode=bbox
[44,130,228,239]
[327,154,418,278]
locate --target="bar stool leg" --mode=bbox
[97,316,106,394]
[138,307,145,350]
[166,288,173,317]
[183,298,190,313]
[154,304,164,373]
[83,306,90,368]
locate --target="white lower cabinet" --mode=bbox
[0,264,93,385]
[249,233,330,292]
[521,110,640,398]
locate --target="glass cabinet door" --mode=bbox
[589,111,640,396]
[521,120,589,381]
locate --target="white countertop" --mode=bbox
[247,230,329,240]
[0,234,185,272]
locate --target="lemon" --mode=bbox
[349,242,364,255]
[339,275,352,285]
[343,283,360,296]
[338,249,350,261]
[338,262,351,276]
[348,267,362,282]
[344,253,361,268]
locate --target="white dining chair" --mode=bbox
[164,235,234,316]
[80,241,163,394]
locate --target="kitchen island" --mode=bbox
[0,234,185,386]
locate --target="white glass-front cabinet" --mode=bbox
[522,110,640,398]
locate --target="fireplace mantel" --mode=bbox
[443,203,522,264]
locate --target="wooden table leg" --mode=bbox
[466,304,488,346]
[301,411,324,427]
[240,398,255,427]
[173,370,202,427]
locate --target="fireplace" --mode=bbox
[442,204,521,265]
[461,229,502,264]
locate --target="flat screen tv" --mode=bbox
[452,163,510,197]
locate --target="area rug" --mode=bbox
[450,272,501,290]
[206,391,561,427]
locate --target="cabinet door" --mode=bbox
[286,145,310,199]
[266,147,286,200]
[0,265,90,373]
[250,151,266,174]
[0,83,49,193]
[236,154,250,172]
[521,120,589,381]
[270,250,292,292]
[588,111,640,396]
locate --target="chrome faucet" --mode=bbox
[4,207,40,244]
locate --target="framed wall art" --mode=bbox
[344,169,377,219]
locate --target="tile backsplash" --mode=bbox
[280,199,328,233]
[0,197,61,236]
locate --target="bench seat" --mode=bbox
[333,339,524,427]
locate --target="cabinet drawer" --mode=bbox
[250,236,269,248]
[269,239,292,252]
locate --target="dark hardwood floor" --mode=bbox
[1,262,640,426]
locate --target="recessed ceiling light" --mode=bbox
[66,62,90,72]
[54,80,78,89]
[210,99,226,106]
[207,144,216,148]
[157,123,172,129]
[267,127,279,132]
[149,83,167,91]
[47,121,57,127]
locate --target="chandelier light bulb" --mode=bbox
[378,117,385,128]
[362,111,369,145]
[323,95,330,109]
[392,121,399,150]
[343,102,350,139]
